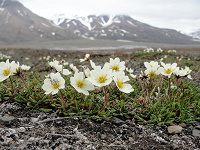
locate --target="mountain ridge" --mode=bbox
[0,0,198,46]
[52,14,194,44]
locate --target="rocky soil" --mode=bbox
[0,48,200,149]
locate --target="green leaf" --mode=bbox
[89,99,93,110]
[40,108,52,112]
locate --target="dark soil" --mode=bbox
[0,48,200,150]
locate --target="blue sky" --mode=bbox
[18,0,200,33]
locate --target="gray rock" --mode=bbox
[17,127,26,133]
[129,137,134,142]
[179,123,186,128]
[0,114,16,125]
[168,125,183,134]
[192,129,200,137]
[101,134,107,140]
[195,125,200,130]
[112,117,124,125]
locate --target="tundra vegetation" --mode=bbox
[0,48,199,126]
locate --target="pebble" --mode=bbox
[172,143,180,149]
[17,127,26,133]
[168,125,183,134]
[129,137,134,142]
[30,117,39,122]
[0,114,16,125]
[195,125,200,130]
[112,117,124,125]
[179,123,186,128]
[101,134,107,140]
[192,129,200,137]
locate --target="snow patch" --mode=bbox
[17,10,23,17]
[81,35,88,39]
[117,40,132,42]
[100,34,107,36]
[72,21,77,25]
[100,15,115,27]
[0,0,5,7]
[120,29,129,33]
[133,34,137,37]
[75,16,93,30]
[66,24,70,29]
[127,20,137,27]
[88,37,94,40]
[74,30,80,34]
[0,8,4,13]
[5,12,11,24]
[165,33,171,37]
[113,18,121,23]
[29,25,34,31]
[52,32,55,35]
[42,23,49,27]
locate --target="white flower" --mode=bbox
[144,61,160,69]
[49,60,62,72]
[42,72,65,95]
[69,64,79,72]
[126,68,133,74]
[70,72,94,95]
[113,71,134,93]
[0,59,12,82]
[80,54,90,62]
[21,64,31,71]
[158,62,177,78]
[184,66,192,75]
[104,57,125,73]
[63,62,69,66]
[84,68,91,78]
[87,66,113,87]
[62,69,71,76]
[173,66,192,79]
[144,64,160,78]
[10,61,20,75]
[90,60,99,69]
[130,74,137,79]
[173,67,186,77]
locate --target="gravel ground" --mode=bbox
[0,48,200,149]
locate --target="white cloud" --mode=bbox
[18,0,200,33]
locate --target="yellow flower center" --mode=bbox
[98,75,107,83]
[116,80,124,89]
[149,71,156,78]
[52,80,60,89]
[84,57,89,61]
[165,68,173,74]
[76,80,85,88]
[111,65,119,72]
[3,68,11,76]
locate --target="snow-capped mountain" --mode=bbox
[0,0,196,45]
[188,30,200,40]
[51,14,194,44]
[0,0,78,44]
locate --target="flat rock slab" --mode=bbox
[192,129,200,137]
[0,115,16,125]
[168,125,183,134]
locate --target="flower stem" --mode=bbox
[176,78,179,98]
[20,74,28,89]
[100,86,108,112]
[71,89,77,102]
[9,76,14,94]
[168,78,171,101]
[59,89,66,110]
